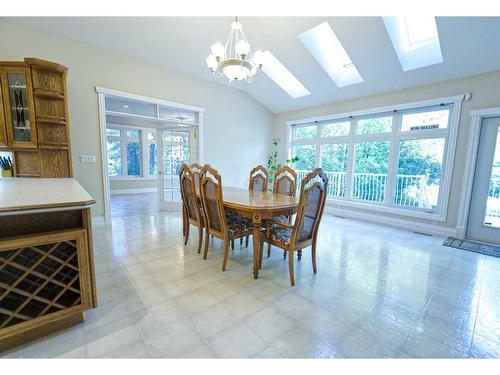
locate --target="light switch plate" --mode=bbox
[80,155,96,163]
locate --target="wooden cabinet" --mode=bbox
[0,179,96,351]
[0,65,38,148]
[0,58,72,178]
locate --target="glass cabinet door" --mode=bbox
[0,66,37,147]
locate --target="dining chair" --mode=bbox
[259,168,328,286]
[249,165,269,192]
[180,164,205,254]
[200,165,253,270]
[266,165,298,258]
[190,163,203,192]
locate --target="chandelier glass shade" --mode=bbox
[206,18,263,82]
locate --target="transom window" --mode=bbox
[106,126,157,178]
[288,97,463,221]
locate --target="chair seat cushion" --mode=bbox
[225,211,252,238]
[271,226,292,244]
[274,214,290,224]
[225,210,251,225]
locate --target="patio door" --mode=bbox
[466,117,500,244]
[157,128,194,209]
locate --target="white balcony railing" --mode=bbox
[295,170,431,208]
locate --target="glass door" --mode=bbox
[467,117,500,244]
[157,128,193,209]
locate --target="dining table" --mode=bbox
[195,186,299,279]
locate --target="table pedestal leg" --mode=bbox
[252,213,261,279]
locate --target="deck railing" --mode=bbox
[295,170,430,208]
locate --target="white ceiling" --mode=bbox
[11,17,500,113]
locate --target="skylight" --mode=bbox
[255,50,310,99]
[298,22,363,88]
[383,16,443,71]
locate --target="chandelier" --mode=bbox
[206,17,263,82]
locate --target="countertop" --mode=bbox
[0,178,95,214]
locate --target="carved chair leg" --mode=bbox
[184,223,190,245]
[231,239,235,251]
[297,250,302,261]
[288,250,295,286]
[203,230,210,259]
[283,250,287,260]
[245,235,249,248]
[240,237,243,246]
[267,242,271,257]
[197,225,203,254]
[311,239,317,273]
[222,239,229,271]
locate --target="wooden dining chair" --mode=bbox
[200,165,253,271]
[259,168,328,286]
[266,165,298,258]
[180,164,205,254]
[249,165,269,192]
[190,163,203,192]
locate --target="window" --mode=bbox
[322,121,350,137]
[288,97,462,220]
[320,143,348,198]
[106,126,157,179]
[357,116,392,135]
[353,141,390,202]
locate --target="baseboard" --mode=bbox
[110,188,157,195]
[325,205,457,238]
[91,216,105,225]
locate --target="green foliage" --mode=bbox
[266,138,300,190]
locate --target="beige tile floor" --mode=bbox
[2,193,500,358]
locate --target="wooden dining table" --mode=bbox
[196,186,299,279]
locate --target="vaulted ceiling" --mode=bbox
[11,17,500,113]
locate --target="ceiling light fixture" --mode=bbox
[206,17,263,82]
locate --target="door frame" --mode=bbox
[456,106,500,238]
[95,86,205,224]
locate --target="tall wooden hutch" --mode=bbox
[0,58,72,177]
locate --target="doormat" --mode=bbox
[443,237,500,258]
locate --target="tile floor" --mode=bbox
[2,193,500,358]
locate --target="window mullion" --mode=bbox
[386,113,402,207]
[345,119,356,200]
[315,125,321,168]
[121,131,128,176]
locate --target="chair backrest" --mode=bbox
[249,165,269,192]
[190,163,203,192]
[291,168,328,245]
[273,165,297,196]
[200,165,227,235]
[179,165,202,224]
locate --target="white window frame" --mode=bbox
[286,95,464,222]
[107,125,158,180]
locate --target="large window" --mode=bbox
[288,97,462,220]
[106,126,157,178]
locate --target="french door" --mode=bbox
[467,117,500,244]
[156,128,195,209]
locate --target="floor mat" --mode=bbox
[443,237,500,258]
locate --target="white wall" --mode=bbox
[274,69,500,233]
[0,20,274,217]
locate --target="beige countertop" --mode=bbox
[0,178,95,214]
